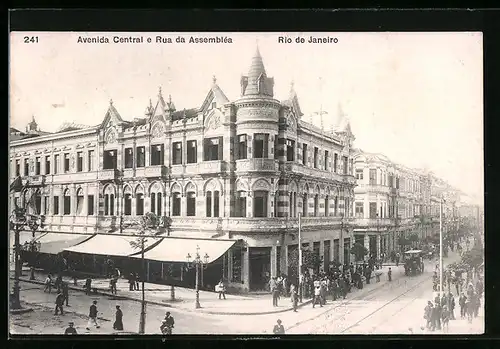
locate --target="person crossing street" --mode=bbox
[86,300,100,330]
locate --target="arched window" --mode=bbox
[76,188,84,215]
[34,189,42,215]
[186,192,196,216]
[314,194,319,217]
[104,185,116,216]
[124,186,132,216]
[302,193,308,217]
[149,183,163,217]
[63,189,71,215]
[206,191,212,217]
[136,193,144,216]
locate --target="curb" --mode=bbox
[15,277,313,316]
[21,299,112,322]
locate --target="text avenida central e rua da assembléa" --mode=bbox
[77,36,233,44]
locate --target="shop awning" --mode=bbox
[63,234,162,257]
[36,233,95,255]
[130,237,237,264]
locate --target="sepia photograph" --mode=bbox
[9,31,484,336]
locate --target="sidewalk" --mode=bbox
[14,265,397,316]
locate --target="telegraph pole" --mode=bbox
[298,212,303,302]
[439,197,443,296]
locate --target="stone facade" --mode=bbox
[10,48,357,292]
[353,149,463,260]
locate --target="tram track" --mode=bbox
[285,270,432,333]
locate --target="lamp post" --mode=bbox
[439,197,444,296]
[186,245,209,309]
[9,206,42,310]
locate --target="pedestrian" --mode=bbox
[86,300,100,330]
[388,267,392,282]
[55,274,63,293]
[44,274,52,293]
[135,272,140,291]
[161,311,174,335]
[216,279,226,300]
[110,276,117,295]
[128,272,135,291]
[448,292,456,320]
[85,277,92,295]
[459,293,467,319]
[434,301,442,330]
[273,319,285,334]
[64,321,77,335]
[113,305,123,331]
[424,301,433,330]
[441,305,450,333]
[270,277,279,307]
[290,284,298,312]
[474,294,481,318]
[54,291,65,315]
[62,282,69,306]
[312,283,322,308]
[30,266,35,280]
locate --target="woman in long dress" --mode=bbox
[113,305,124,331]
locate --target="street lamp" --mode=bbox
[186,245,209,309]
[9,206,43,310]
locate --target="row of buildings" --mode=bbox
[9,48,476,292]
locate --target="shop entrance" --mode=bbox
[249,247,271,291]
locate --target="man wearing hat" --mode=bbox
[86,300,100,330]
[161,311,175,334]
[273,319,285,334]
[64,321,77,335]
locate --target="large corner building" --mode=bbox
[10,48,358,292]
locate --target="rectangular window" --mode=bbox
[77,152,83,172]
[333,153,338,173]
[302,143,308,165]
[187,140,197,164]
[204,137,223,161]
[88,150,94,171]
[342,156,348,175]
[206,192,212,217]
[24,159,29,176]
[53,196,59,215]
[237,135,247,160]
[150,144,164,166]
[356,169,364,180]
[15,160,20,176]
[136,146,145,167]
[44,156,50,175]
[172,142,182,165]
[124,148,134,168]
[274,137,279,160]
[324,150,329,171]
[87,195,94,215]
[35,157,41,175]
[43,196,49,215]
[64,153,70,172]
[369,169,377,185]
[236,191,246,217]
[369,202,377,219]
[103,150,117,170]
[253,191,268,217]
[54,155,59,174]
[253,134,268,159]
[286,139,295,161]
[355,202,364,218]
[314,147,319,168]
[76,193,84,215]
[396,177,400,189]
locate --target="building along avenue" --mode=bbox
[9,47,472,293]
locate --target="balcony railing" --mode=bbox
[284,162,351,183]
[353,217,393,228]
[98,169,120,181]
[235,158,279,173]
[198,160,225,174]
[355,184,390,194]
[170,215,355,232]
[144,165,169,178]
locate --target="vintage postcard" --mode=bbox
[9,31,484,335]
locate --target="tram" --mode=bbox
[403,250,424,276]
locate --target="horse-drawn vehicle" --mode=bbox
[404,250,424,276]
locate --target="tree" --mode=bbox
[287,248,323,279]
[129,212,162,335]
[350,242,368,265]
[460,244,484,271]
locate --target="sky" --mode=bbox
[9,32,483,202]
